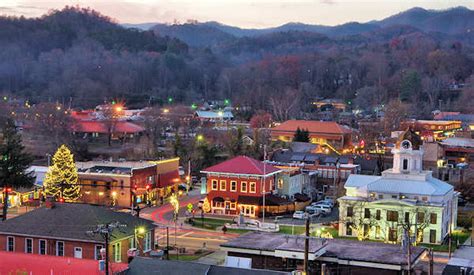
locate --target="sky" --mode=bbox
[0,0,473,28]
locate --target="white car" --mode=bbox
[293,211,307,219]
[305,206,322,216]
[312,200,333,208]
[311,204,331,214]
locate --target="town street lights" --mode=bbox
[169,193,179,257]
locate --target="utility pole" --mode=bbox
[428,248,433,275]
[87,221,126,275]
[166,226,170,260]
[304,217,310,274]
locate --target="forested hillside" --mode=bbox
[1,6,473,119]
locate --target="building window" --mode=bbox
[241,181,247,192]
[144,231,151,252]
[120,180,124,189]
[387,211,398,222]
[25,238,33,254]
[74,247,83,259]
[249,182,256,193]
[430,229,436,243]
[346,223,353,236]
[417,212,425,224]
[211,180,218,190]
[402,159,408,170]
[389,228,397,242]
[113,242,121,262]
[378,194,383,199]
[220,180,226,191]
[391,195,397,199]
[56,241,64,256]
[346,207,353,217]
[39,239,47,255]
[277,179,284,189]
[230,181,237,192]
[6,236,14,252]
[363,224,369,237]
[95,245,103,260]
[230,202,237,209]
[422,196,428,201]
[430,213,437,224]
[129,236,136,249]
[376,209,381,220]
[375,226,381,239]
[405,212,410,224]
[364,208,370,219]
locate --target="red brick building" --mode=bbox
[0,203,154,265]
[77,159,180,207]
[201,156,282,218]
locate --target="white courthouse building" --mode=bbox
[338,129,458,244]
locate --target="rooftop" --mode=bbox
[125,257,288,275]
[441,137,474,148]
[76,161,156,174]
[271,120,352,135]
[0,203,154,242]
[201,156,281,176]
[221,232,426,267]
[72,120,145,134]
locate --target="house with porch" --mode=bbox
[0,203,154,263]
[201,156,283,218]
[338,129,458,244]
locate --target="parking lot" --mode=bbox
[274,207,339,226]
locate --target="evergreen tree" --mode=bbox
[44,145,80,201]
[293,127,310,142]
[293,127,302,141]
[0,119,34,220]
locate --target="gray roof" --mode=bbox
[195,110,233,119]
[345,174,453,196]
[222,232,425,266]
[125,257,289,275]
[0,203,154,243]
[222,231,326,254]
[290,142,318,153]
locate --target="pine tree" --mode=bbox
[0,119,34,220]
[293,127,302,141]
[44,144,80,201]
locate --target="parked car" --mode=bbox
[293,211,307,219]
[312,200,334,208]
[311,204,331,214]
[305,206,322,216]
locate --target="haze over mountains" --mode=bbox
[0,6,472,118]
[123,7,474,47]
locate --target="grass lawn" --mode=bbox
[168,254,203,261]
[279,225,306,235]
[189,218,232,230]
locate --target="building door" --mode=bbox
[74,247,83,259]
[430,230,436,243]
[388,228,397,242]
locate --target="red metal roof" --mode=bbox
[201,156,281,176]
[0,251,127,274]
[72,120,145,134]
[271,120,352,135]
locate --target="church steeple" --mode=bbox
[392,128,423,174]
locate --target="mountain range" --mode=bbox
[123,6,474,47]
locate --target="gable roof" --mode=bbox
[201,156,281,176]
[271,120,352,135]
[0,203,154,242]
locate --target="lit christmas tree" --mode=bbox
[44,145,80,201]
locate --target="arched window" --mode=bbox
[403,159,408,170]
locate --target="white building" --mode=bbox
[338,129,458,244]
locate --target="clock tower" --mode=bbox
[392,128,423,174]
